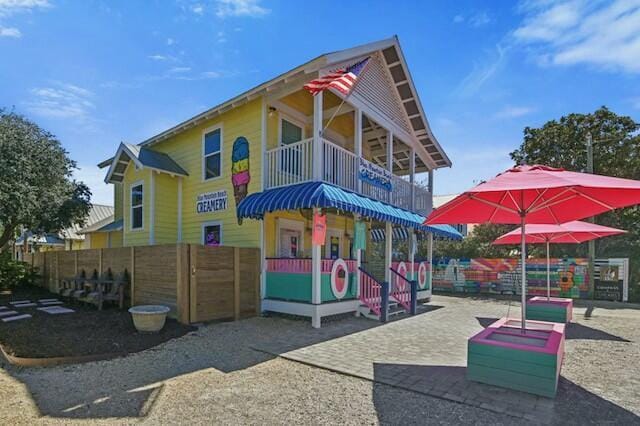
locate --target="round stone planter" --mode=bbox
[128,305,170,333]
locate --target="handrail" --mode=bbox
[388,267,412,313]
[358,266,386,319]
[389,267,414,286]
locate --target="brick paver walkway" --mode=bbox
[255,296,570,423]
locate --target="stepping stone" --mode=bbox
[10,300,30,305]
[2,314,32,322]
[0,306,8,310]
[0,310,18,317]
[14,303,37,308]
[37,306,74,315]
[39,301,63,306]
[38,298,59,303]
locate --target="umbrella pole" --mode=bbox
[521,215,527,331]
[546,240,551,301]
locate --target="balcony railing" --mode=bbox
[265,138,432,214]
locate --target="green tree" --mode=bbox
[0,109,92,249]
[510,106,640,298]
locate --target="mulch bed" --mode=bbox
[0,286,195,359]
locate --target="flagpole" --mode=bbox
[321,57,371,135]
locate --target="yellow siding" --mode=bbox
[154,173,178,244]
[123,166,151,246]
[149,99,263,248]
[86,232,108,249]
[110,230,123,247]
[114,183,123,221]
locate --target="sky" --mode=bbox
[1,0,639,205]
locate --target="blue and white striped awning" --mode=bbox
[238,182,464,237]
[370,225,463,241]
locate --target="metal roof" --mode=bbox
[99,36,450,171]
[105,143,188,183]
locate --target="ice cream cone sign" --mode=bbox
[231,137,250,224]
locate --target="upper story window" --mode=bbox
[280,118,303,145]
[203,127,222,180]
[130,182,143,230]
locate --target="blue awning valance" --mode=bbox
[238,181,461,237]
[371,225,463,241]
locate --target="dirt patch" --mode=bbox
[0,286,194,359]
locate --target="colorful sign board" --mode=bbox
[196,190,228,214]
[359,159,392,191]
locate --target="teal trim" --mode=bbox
[265,272,357,303]
[526,305,569,323]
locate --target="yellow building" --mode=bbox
[95,37,460,327]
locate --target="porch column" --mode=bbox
[409,148,416,211]
[384,222,393,284]
[354,214,362,299]
[311,208,322,328]
[409,229,416,281]
[354,108,362,193]
[428,169,434,213]
[312,93,324,181]
[427,232,434,292]
[386,130,393,204]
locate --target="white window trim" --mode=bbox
[129,179,144,231]
[202,124,224,182]
[278,114,306,146]
[201,220,223,246]
[276,218,305,257]
[325,228,343,259]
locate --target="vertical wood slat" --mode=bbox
[54,252,60,293]
[176,244,190,324]
[189,245,198,324]
[74,251,78,275]
[130,246,136,305]
[234,246,240,320]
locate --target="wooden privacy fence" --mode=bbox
[26,244,261,324]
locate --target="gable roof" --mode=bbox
[99,36,450,170]
[104,142,188,183]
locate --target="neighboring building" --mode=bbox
[93,36,459,327]
[433,194,473,237]
[14,204,114,259]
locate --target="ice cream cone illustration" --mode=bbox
[231,136,250,224]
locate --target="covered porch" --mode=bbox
[238,181,461,328]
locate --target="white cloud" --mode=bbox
[494,105,535,119]
[514,0,640,73]
[216,30,226,43]
[455,44,508,97]
[191,3,204,14]
[167,66,191,73]
[0,0,50,17]
[166,37,175,45]
[0,25,20,37]
[24,82,95,119]
[215,0,269,18]
[469,11,491,27]
[453,14,464,23]
[73,165,113,206]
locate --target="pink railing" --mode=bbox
[266,258,358,274]
[389,268,411,312]
[359,267,382,316]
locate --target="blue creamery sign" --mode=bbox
[196,190,228,214]
[358,159,392,191]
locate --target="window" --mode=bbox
[130,182,143,230]
[280,119,303,145]
[203,222,222,246]
[203,127,222,180]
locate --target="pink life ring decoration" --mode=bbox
[330,258,349,299]
[396,261,407,291]
[418,262,428,289]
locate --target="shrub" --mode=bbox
[0,252,39,289]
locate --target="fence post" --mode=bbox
[380,281,389,323]
[189,245,197,323]
[98,248,103,275]
[410,279,418,315]
[176,244,190,324]
[74,251,78,275]
[54,252,60,293]
[234,246,241,320]
[130,246,136,306]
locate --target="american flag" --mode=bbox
[304,57,370,96]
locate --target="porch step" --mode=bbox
[357,302,406,321]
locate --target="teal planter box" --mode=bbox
[526,297,573,323]
[467,318,566,398]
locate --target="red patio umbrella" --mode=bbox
[425,164,640,329]
[492,221,626,300]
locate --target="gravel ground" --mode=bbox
[0,295,637,425]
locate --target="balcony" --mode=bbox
[264,137,432,215]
